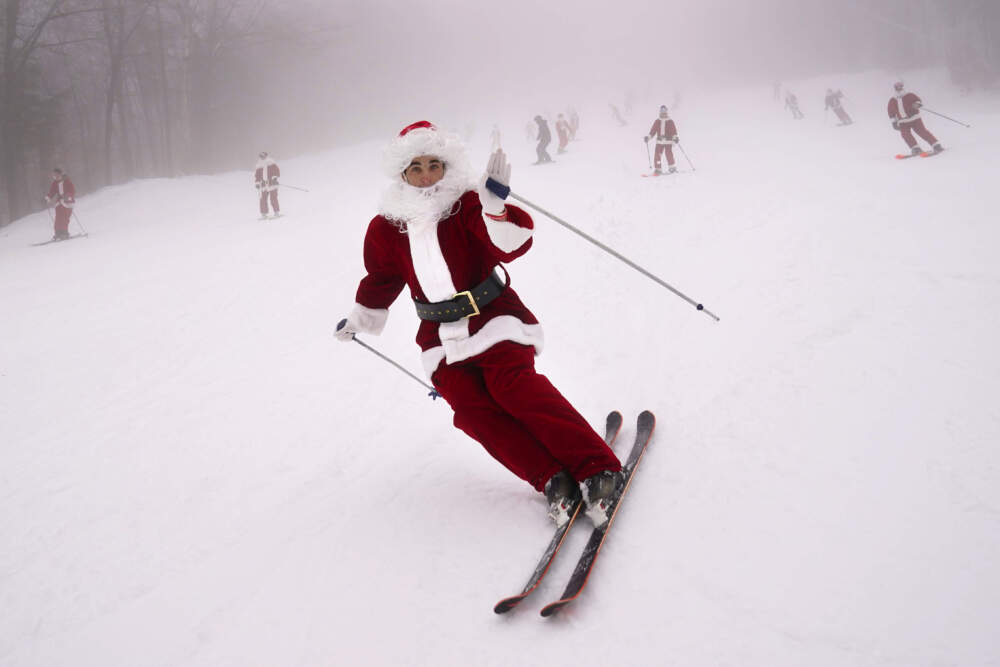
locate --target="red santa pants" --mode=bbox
[53,206,72,236]
[431,341,621,491]
[653,143,675,169]
[899,119,938,149]
[259,189,279,215]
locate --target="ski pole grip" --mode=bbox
[485,177,510,200]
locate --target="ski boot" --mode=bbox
[580,470,623,526]
[668,166,677,174]
[910,146,922,157]
[932,143,944,154]
[653,168,662,176]
[544,470,581,527]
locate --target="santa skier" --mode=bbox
[644,105,679,175]
[824,89,853,125]
[888,81,943,156]
[44,168,75,240]
[555,113,571,154]
[254,151,281,218]
[334,121,622,525]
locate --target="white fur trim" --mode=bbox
[382,126,473,179]
[405,212,458,302]
[484,218,533,254]
[421,315,545,378]
[349,303,389,335]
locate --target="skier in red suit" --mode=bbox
[888,81,943,156]
[44,168,75,240]
[254,151,281,218]
[555,113,571,153]
[644,105,679,175]
[335,121,622,525]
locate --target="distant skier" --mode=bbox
[888,81,943,156]
[609,103,627,127]
[643,105,679,175]
[334,121,623,525]
[44,168,75,240]
[254,151,280,219]
[784,92,804,119]
[533,115,553,164]
[555,114,571,154]
[825,89,853,125]
[567,108,580,139]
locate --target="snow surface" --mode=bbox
[2,70,999,666]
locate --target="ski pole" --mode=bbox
[677,143,696,172]
[484,179,719,322]
[72,210,89,235]
[336,319,441,399]
[922,108,972,128]
[279,183,310,192]
[644,139,651,169]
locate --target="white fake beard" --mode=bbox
[377,165,475,233]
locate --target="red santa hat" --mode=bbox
[382,120,471,178]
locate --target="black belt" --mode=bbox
[413,270,506,322]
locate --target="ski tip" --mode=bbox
[637,410,656,429]
[540,600,570,618]
[606,411,623,428]
[494,596,526,614]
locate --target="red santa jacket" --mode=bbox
[888,92,922,124]
[46,177,76,209]
[350,190,543,378]
[254,158,280,190]
[647,118,678,144]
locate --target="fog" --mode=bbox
[2,0,997,224]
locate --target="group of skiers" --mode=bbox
[33,78,953,530]
[531,110,579,164]
[778,81,943,154]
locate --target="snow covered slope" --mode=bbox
[2,70,999,666]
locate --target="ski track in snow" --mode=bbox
[2,69,999,666]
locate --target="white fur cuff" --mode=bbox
[349,303,389,335]
[484,217,533,254]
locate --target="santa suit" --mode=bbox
[647,115,678,170]
[555,117,570,153]
[46,175,75,237]
[888,90,939,150]
[254,156,280,215]
[346,124,620,491]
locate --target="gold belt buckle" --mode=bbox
[453,290,480,318]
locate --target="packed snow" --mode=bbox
[2,69,999,666]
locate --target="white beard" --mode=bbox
[377,163,476,233]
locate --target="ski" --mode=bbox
[30,233,88,246]
[920,149,944,158]
[493,411,624,614]
[539,410,655,618]
[895,152,928,160]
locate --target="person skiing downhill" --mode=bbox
[555,114,571,154]
[334,121,622,525]
[784,91,804,119]
[644,105,679,175]
[254,151,281,218]
[888,81,943,156]
[533,115,553,164]
[824,89,853,125]
[44,168,75,240]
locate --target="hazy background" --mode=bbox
[2,0,998,225]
